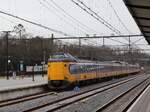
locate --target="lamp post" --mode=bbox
[3,31,11,80]
[40,37,45,77]
[2,24,25,79]
[7,59,11,79]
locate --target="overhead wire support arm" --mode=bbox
[53,34,142,46]
[106,38,127,45]
[53,34,143,40]
[106,0,144,52]
[131,37,144,44]
[0,10,72,36]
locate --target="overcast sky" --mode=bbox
[0,0,149,51]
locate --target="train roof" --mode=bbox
[48,53,139,66]
[48,53,78,62]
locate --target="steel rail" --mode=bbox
[23,76,138,112]
[94,76,150,112]
[0,91,56,107]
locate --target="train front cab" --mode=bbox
[48,61,73,89]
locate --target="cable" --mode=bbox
[106,0,145,51]
[73,0,143,51]
[0,15,17,24]
[131,38,144,44]
[71,0,121,35]
[0,10,72,36]
[106,0,131,34]
[106,38,128,45]
[39,0,87,36]
[106,0,133,46]
[84,39,98,46]
[49,0,99,34]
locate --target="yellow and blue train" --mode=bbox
[47,53,141,89]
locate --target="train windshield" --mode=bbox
[49,53,77,62]
[50,54,66,59]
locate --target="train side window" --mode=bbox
[69,64,78,74]
[69,64,85,74]
[79,65,82,73]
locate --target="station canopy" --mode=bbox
[124,0,150,44]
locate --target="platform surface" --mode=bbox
[127,85,150,112]
[0,75,47,92]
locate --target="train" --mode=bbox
[47,53,141,89]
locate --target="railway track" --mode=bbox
[0,75,135,109]
[95,76,150,112]
[22,76,142,112]
[0,91,57,107]
[0,75,145,112]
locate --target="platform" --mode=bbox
[127,85,150,112]
[0,75,47,92]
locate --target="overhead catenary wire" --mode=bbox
[73,0,144,50]
[82,38,99,46]
[76,0,143,50]
[52,34,142,46]
[39,0,95,48]
[106,0,134,44]
[70,0,144,49]
[71,0,121,35]
[0,15,17,25]
[76,0,121,34]
[39,0,87,36]
[106,38,127,45]
[131,37,144,44]
[106,0,131,34]
[43,0,103,40]
[0,12,134,47]
[106,0,144,51]
[106,0,131,43]
[0,10,73,36]
[98,44,148,47]
[53,34,142,39]
[42,0,100,45]
[0,15,31,33]
[0,0,145,52]
[49,0,99,34]
[54,34,144,47]
[48,0,131,48]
